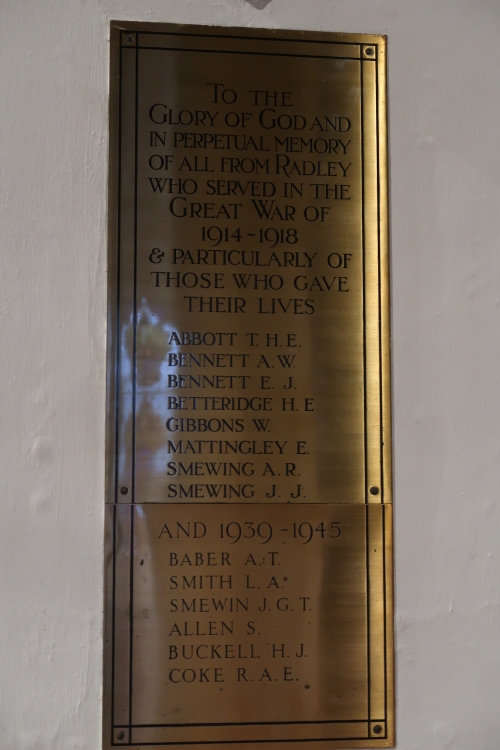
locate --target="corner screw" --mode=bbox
[125,35,134,43]
[365,47,374,56]
[369,486,379,495]
[117,731,125,740]
[373,724,382,735]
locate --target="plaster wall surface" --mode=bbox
[1,1,499,748]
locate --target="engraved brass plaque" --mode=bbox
[105,22,393,748]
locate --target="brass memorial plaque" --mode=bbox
[105,22,393,748]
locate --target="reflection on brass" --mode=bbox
[105,22,393,748]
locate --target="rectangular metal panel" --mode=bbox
[105,22,393,748]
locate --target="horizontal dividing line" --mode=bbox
[129,29,369,47]
[120,738,373,747]
[107,503,385,507]
[115,719,381,728]
[134,46,360,61]
[107,501,378,506]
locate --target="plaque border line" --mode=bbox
[115,720,384,728]
[127,38,373,735]
[360,49,370,727]
[137,46,360,61]
[134,29,364,46]
[106,24,392,748]
[110,31,123,732]
[116,740,378,747]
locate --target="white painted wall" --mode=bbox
[1,1,499,748]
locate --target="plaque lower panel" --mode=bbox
[104,503,393,747]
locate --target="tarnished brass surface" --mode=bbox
[105,22,393,748]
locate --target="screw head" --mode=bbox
[369,486,379,495]
[373,724,382,735]
[125,35,133,43]
[120,486,129,496]
[117,731,125,740]
[365,47,374,56]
